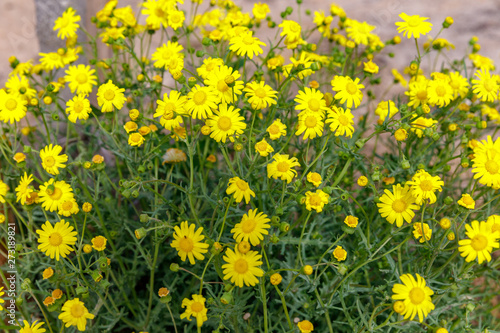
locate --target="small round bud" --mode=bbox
[440,218,451,230]
[140,214,149,223]
[302,265,313,275]
[170,263,180,272]
[134,227,147,240]
[393,300,405,314]
[447,231,455,241]
[83,244,92,254]
[401,159,411,170]
[270,273,282,285]
[279,222,290,233]
[394,128,407,142]
[221,291,233,305]
[357,176,368,187]
[444,196,454,205]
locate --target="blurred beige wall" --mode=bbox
[1,0,500,85]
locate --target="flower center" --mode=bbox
[61,201,73,211]
[76,73,87,84]
[256,142,268,151]
[236,179,248,191]
[471,234,488,251]
[217,116,232,131]
[409,287,425,305]
[179,236,194,253]
[308,99,320,111]
[164,102,176,113]
[5,98,17,111]
[44,156,56,167]
[162,49,173,60]
[449,80,459,89]
[206,63,216,71]
[392,199,407,213]
[50,187,63,200]
[243,36,255,45]
[483,79,495,92]
[407,17,421,28]
[73,101,84,113]
[435,86,446,97]
[49,232,63,246]
[193,91,207,105]
[289,23,299,32]
[419,180,433,192]
[104,89,115,101]
[171,13,181,23]
[309,194,322,206]
[168,58,179,69]
[154,8,165,18]
[304,116,317,128]
[485,159,499,174]
[70,303,85,318]
[277,161,289,173]
[234,258,249,274]
[338,114,349,126]
[346,82,358,95]
[191,301,203,313]
[217,79,229,92]
[94,237,105,248]
[310,174,321,182]
[255,88,267,98]
[417,90,427,100]
[268,124,279,135]
[59,17,69,28]
[241,218,257,233]
[462,196,474,206]
[300,321,313,330]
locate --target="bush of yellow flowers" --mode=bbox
[0,1,499,332]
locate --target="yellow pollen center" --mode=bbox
[268,124,279,135]
[309,194,322,206]
[164,103,176,113]
[435,86,446,97]
[346,82,358,95]
[94,237,104,247]
[241,218,257,233]
[407,17,421,28]
[217,116,232,131]
[75,73,87,84]
[234,258,249,274]
[104,89,115,101]
[462,196,474,205]
[338,114,349,126]
[5,98,17,111]
[206,63,216,71]
[62,201,73,211]
[256,142,268,151]
[162,50,173,60]
[236,179,248,191]
[50,187,63,200]
[304,116,317,128]
[311,174,321,182]
[392,199,407,213]
[483,80,494,92]
[217,80,229,92]
[470,234,488,251]
[255,88,267,98]
[300,322,313,330]
[449,80,459,89]
[277,161,289,173]
[419,180,433,192]
[308,99,320,111]
[409,287,425,304]
[417,90,427,100]
[50,53,60,60]
[49,232,63,246]
[70,303,85,318]
[154,8,164,17]
[191,302,203,313]
[193,91,207,105]
[485,159,499,174]
[73,101,84,113]
[58,17,69,28]
[171,14,181,23]
[179,236,194,253]
[243,36,255,45]
[44,156,56,167]
[289,24,299,32]
[169,58,179,69]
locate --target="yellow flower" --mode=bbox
[231,209,270,246]
[392,273,435,322]
[229,31,266,59]
[458,193,475,209]
[297,320,314,333]
[375,100,398,124]
[294,87,329,117]
[226,177,255,204]
[154,90,187,124]
[58,298,95,331]
[406,170,444,205]
[255,138,274,157]
[471,135,500,189]
[427,79,453,108]
[270,273,282,285]
[306,172,322,187]
[377,184,420,227]
[123,121,138,133]
[128,133,145,147]
[469,53,495,71]
[406,79,429,108]
[459,220,500,264]
[39,179,75,212]
[196,57,224,79]
[267,154,300,183]
[53,7,80,39]
[205,104,246,143]
[325,106,355,138]
[346,19,375,45]
[344,215,359,228]
[243,81,277,110]
[279,20,303,49]
[0,90,27,124]
[15,172,35,205]
[141,0,169,29]
[91,235,107,251]
[252,2,270,21]
[171,221,209,265]
[333,245,347,261]
[158,287,170,297]
[52,289,63,299]
[266,119,287,140]
[304,189,329,213]
[410,116,437,138]
[471,69,499,102]
[162,148,187,164]
[58,199,79,217]
[204,65,244,104]
[185,85,218,119]
[180,294,208,327]
[413,223,432,243]
[64,64,97,95]
[357,176,368,187]
[331,76,364,109]
[97,80,126,112]
[82,202,92,213]
[99,26,126,44]
[36,220,77,261]
[40,144,68,175]
[65,94,92,123]
[5,75,36,99]
[448,72,469,99]
[19,320,46,333]
[168,9,185,30]
[295,113,324,141]
[42,267,54,279]
[222,248,264,287]
[395,13,432,39]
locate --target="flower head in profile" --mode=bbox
[171,221,209,265]
[231,209,270,246]
[53,7,81,39]
[226,177,255,204]
[37,220,77,261]
[392,273,435,322]
[458,193,475,209]
[255,138,274,157]
[395,13,433,39]
[458,220,499,264]
[267,154,300,183]
[222,248,264,287]
[267,119,287,140]
[413,223,432,243]
[58,298,95,331]
[180,294,208,327]
[0,180,9,204]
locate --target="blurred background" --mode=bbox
[1,0,500,84]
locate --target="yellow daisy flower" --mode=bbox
[15,172,34,205]
[297,320,314,333]
[97,80,126,112]
[171,221,209,265]
[5,75,36,99]
[294,87,329,117]
[471,69,499,102]
[471,135,500,189]
[154,90,187,123]
[413,223,432,243]
[40,144,68,175]
[469,53,495,71]
[226,177,255,204]
[267,154,300,183]
[392,273,435,322]
[180,294,208,327]
[0,90,27,124]
[395,13,433,39]
[185,85,218,119]
[406,79,429,108]
[406,170,444,205]
[36,220,77,261]
[39,52,65,70]
[38,179,74,212]
[377,184,420,227]
[306,172,322,187]
[266,119,287,140]
[58,298,95,331]
[229,31,266,59]
[457,193,475,209]
[459,220,500,264]
[325,106,355,138]
[196,57,224,79]
[64,64,97,95]
[243,81,277,110]
[128,133,145,147]
[255,138,274,157]
[427,79,453,107]
[374,100,398,124]
[333,246,347,261]
[410,116,437,138]
[204,65,244,104]
[0,180,8,203]
[252,2,270,21]
[141,0,169,30]
[231,209,270,246]
[222,248,264,287]
[91,235,107,251]
[168,9,185,30]
[65,94,91,123]
[53,7,80,39]
[19,320,46,333]
[58,199,79,217]
[295,113,324,140]
[448,72,469,99]
[304,189,329,213]
[205,104,246,143]
[331,75,364,109]
[346,19,375,45]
